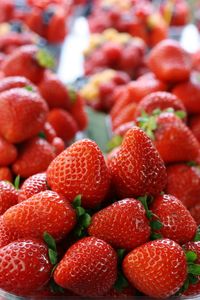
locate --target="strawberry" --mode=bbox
[0,136,17,166]
[0,239,52,295]
[166,164,200,209]
[54,237,117,297]
[47,139,110,208]
[88,198,150,250]
[47,108,78,143]
[189,115,200,143]
[151,194,197,244]
[42,122,57,143]
[45,6,67,43]
[3,190,76,241]
[18,172,48,202]
[112,103,137,130]
[148,39,192,82]
[0,216,18,248]
[0,76,37,93]
[105,286,136,298]
[189,204,200,225]
[114,121,135,137]
[51,136,65,155]
[0,88,48,144]
[0,181,18,215]
[0,167,12,182]
[69,93,88,131]
[110,88,134,121]
[12,137,55,178]
[108,127,167,198]
[172,80,200,114]
[38,70,70,109]
[123,239,187,298]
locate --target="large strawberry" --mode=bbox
[0,88,48,144]
[0,76,37,93]
[108,127,167,198]
[3,190,76,241]
[0,239,52,295]
[54,237,117,297]
[0,216,18,248]
[88,198,150,250]
[47,139,110,208]
[123,239,187,298]
[0,136,17,166]
[0,181,18,215]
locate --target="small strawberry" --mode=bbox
[42,122,57,143]
[112,103,137,130]
[109,127,167,198]
[0,88,48,144]
[190,204,200,225]
[0,239,52,295]
[12,137,55,178]
[0,76,37,93]
[0,180,18,215]
[148,39,192,82]
[54,237,117,297]
[0,167,12,182]
[189,115,200,143]
[123,239,187,298]
[3,190,76,241]
[0,136,17,166]
[47,139,110,208]
[18,172,48,202]
[51,136,65,155]
[88,198,150,250]
[69,92,88,131]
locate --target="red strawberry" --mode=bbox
[0,136,17,166]
[88,198,150,250]
[110,88,133,121]
[0,88,48,143]
[0,216,18,248]
[18,172,48,202]
[46,7,67,43]
[123,239,187,298]
[42,122,57,143]
[105,286,136,298]
[0,76,37,93]
[38,70,70,109]
[151,194,197,244]
[172,80,200,114]
[109,127,167,198]
[0,167,12,182]
[47,108,78,143]
[47,139,110,208]
[54,237,117,297]
[114,121,135,137]
[112,103,137,130]
[51,136,65,155]
[189,115,200,143]
[189,204,200,225]
[166,164,200,209]
[148,39,192,82]
[3,190,76,241]
[69,93,88,131]
[0,181,18,215]
[12,137,55,178]
[0,239,51,295]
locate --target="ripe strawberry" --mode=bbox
[12,137,55,178]
[88,198,150,250]
[1,45,45,84]
[0,181,18,215]
[110,88,134,121]
[112,103,137,130]
[166,164,200,209]
[189,204,200,225]
[38,70,70,109]
[69,93,88,131]
[114,121,135,137]
[51,136,65,155]
[0,239,52,295]
[172,80,200,114]
[134,91,186,119]
[0,216,18,248]
[189,115,200,143]
[0,167,12,182]
[47,108,78,143]
[123,239,187,298]
[42,122,57,143]
[47,139,110,208]
[18,172,48,202]
[0,88,48,144]
[0,76,37,93]
[0,136,17,166]
[108,127,167,198]
[105,286,136,298]
[148,39,192,82]
[45,7,67,43]
[151,194,197,244]
[3,190,76,241]
[54,237,117,297]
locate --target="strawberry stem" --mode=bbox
[14,175,20,190]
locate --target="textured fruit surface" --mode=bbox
[0,216,18,248]
[0,136,17,166]
[189,204,200,225]
[88,198,150,250]
[0,76,37,93]
[3,190,76,241]
[123,239,187,298]
[47,139,110,208]
[0,167,12,182]
[0,181,18,215]
[189,115,200,143]
[109,127,167,198]
[54,237,117,297]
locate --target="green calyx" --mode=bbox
[107,135,123,152]
[24,85,34,92]
[68,86,77,103]
[38,131,46,139]
[14,175,20,190]
[36,48,55,69]
[72,195,91,238]
[186,161,198,167]
[49,278,65,294]
[114,249,129,292]
[194,227,200,242]
[43,232,58,266]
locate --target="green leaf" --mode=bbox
[188,264,200,276]
[175,110,187,119]
[186,161,197,167]
[81,213,91,228]
[72,195,82,208]
[178,278,190,294]
[50,278,65,294]
[107,135,123,152]
[138,196,153,219]
[43,232,56,251]
[68,87,77,103]
[150,232,163,240]
[36,48,55,69]
[188,274,199,285]
[152,108,162,116]
[76,206,85,217]
[194,227,200,242]
[24,85,33,92]
[114,272,129,292]
[38,131,46,139]
[150,220,163,230]
[14,175,20,190]
[51,263,58,276]
[186,251,197,263]
[117,249,126,263]
[48,249,57,265]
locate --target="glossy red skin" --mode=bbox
[46,8,67,43]
[109,127,167,198]
[18,172,48,202]
[112,103,137,130]
[161,0,189,26]
[189,115,200,143]
[0,239,51,295]
[0,181,18,215]
[0,32,36,54]
[123,239,187,298]
[88,198,150,250]
[43,122,57,143]
[154,113,200,164]
[0,88,48,144]
[0,76,37,93]
[0,216,18,248]
[51,136,65,155]
[3,190,76,241]
[0,167,12,182]
[0,136,17,166]
[54,237,117,297]
[47,139,110,208]
[148,39,192,82]
[2,45,45,84]
[134,91,186,119]
[189,204,200,225]
[151,194,197,244]
[12,137,55,178]
[69,94,88,131]
[166,164,200,209]
[114,121,135,137]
